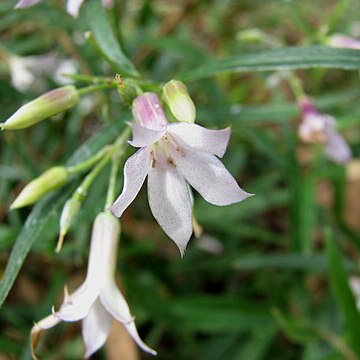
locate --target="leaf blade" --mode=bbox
[179,46,360,81]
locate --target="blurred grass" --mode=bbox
[1,0,360,359]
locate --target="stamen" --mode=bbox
[150,150,156,168]
[167,156,176,167]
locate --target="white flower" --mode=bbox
[110,92,252,256]
[298,97,352,164]
[15,0,113,17]
[31,212,156,359]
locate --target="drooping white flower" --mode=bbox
[298,97,352,164]
[15,0,113,17]
[110,92,252,255]
[31,212,156,359]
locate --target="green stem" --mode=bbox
[78,83,117,97]
[104,127,131,209]
[67,146,111,174]
[287,72,306,100]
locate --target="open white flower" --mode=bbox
[110,92,252,255]
[31,212,156,359]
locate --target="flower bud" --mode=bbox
[163,80,196,123]
[132,92,168,130]
[116,75,138,108]
[56,197,81,252]
[0,85,79,130]
[11,166,68,209]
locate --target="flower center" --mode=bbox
[150,133,184,169]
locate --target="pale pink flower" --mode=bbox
[328,34,360,50]
[31,212,156,359]
[110,92,252,255]
[15,0,113,17]
[349,276,360,310]
[298,97,352,164]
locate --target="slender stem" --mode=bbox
[105,127,131,209]
[78,83,117,97]
[287,72,306,100]
[67,146,111,174]
[105,156,122,209]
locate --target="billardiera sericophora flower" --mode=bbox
[298,97,352,164]
[0,85,79,130]
[110,92,252,256]
[327,34,360,50]
[15,0,113,17]
[31,211,156,359]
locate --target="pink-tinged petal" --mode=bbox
[102,0,113,8]
[15,0,42,9]
[123,320,157,356]
[56,282,98,322]
[168,123,230,158]
[129,123,166,148]
[66,0,85,17]
[325,130,352,164]
[172,149,252,206]
[99,282,135,324]
[132,92,168,130]
[148,163,193,255]
[82,300,112,359]
[110,148,151,217]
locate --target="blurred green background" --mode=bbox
[1,0,360,359]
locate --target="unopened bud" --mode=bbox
[56,197,81,252]
[116,75,138,107]
[11,166,68,209]
[0,85,79,130]
[163,80,196,123]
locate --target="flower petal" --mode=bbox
[172,149,252,206]
[128,123,166,148]
[99,281,135,324]
[110,148,151,217]
[82,300,112,359]
[100,283,157,355]
[15,0,42,9]
[56,282,98,322]
[168,123,230,158]
[123,320,157,356]
[66,0,85,17]
[31,314,61,359]
[325,130,352,164]
[148,163,193,255]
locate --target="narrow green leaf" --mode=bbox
[84,0,139,78]
[325,229,360,356]
[0,120,126,309]
[179,46,360,81]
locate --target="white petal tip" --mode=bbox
[109,204,122,218]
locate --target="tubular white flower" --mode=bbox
[111,92,252,254]
[31,212,156,359]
